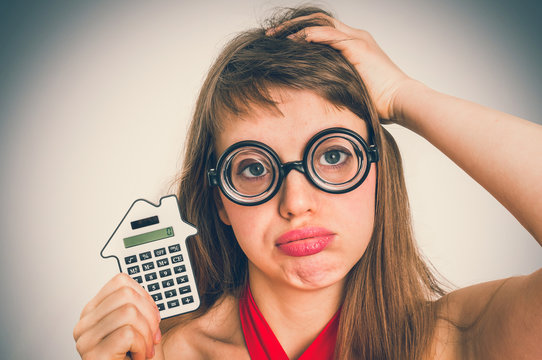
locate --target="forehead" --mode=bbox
[215,89,369,156]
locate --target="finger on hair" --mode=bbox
[266,12,336,36]
[302,26,379,58]
[287,26,353,50]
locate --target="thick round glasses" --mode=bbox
[207,127,379,206]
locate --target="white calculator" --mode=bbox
[101,195,200,319]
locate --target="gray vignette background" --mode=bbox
[0,0,541,358]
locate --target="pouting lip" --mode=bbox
[275,226,335,246]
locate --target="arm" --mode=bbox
[393,80,542,243]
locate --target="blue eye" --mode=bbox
[244,163,266,177]
[319,149,349,166]
[238,161,269,179]
[323,150,342,165]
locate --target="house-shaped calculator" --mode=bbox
[101,195,200,319]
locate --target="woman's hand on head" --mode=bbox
[268,12,413,122]
[73,273,162,360]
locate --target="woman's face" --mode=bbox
[215,89,376,291]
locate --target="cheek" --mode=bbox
[220,197,270,249]
[344,164,377,221]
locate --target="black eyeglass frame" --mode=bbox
[207,127,379,206]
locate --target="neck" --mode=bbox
[247,263,344,358]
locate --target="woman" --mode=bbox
[73,6,542,359]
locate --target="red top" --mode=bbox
[239,284,341,360]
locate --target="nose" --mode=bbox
[278,166,317,220]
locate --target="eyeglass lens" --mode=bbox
[226,147,278,197]
[307,135,364,188]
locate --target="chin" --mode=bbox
[286,260,349,290]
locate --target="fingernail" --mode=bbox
[287,34,299,41]
[154,328,162,343]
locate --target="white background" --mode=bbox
[0,0,540,358]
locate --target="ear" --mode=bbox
[214,191,231,225]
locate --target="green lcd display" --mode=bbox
[123,226,174,248]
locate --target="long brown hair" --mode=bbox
[174,6,446,359]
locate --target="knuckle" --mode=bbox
[117,324,138,344]
[300,27,321,41]
[313,12,331,20]
[352,38,371,51]
[356,29,373,42]
[298,27,311,38]
[79,301,94,319]
[313,12,337,27]
[75,340,83,354]
[119,302,139,319]
[75,339,88,357]
[73,323,81,341]
[119,285,139,299]
[114,272,133,285]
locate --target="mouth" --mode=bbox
[276,227,335,257]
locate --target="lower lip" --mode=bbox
[276,235,334,257]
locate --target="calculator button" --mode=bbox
[124,255,137,264]
[171,255,183,263]
[159,269,172,278]
[162,279,175,288]
[152,293,163,302]
[139,251,152,261]
[145,272,158,281]
[154,248,167,257]
[174,265,186,274]
[157,303,165,311]
[133,276,143,284]
[176,275,188,284]
[167,300,180,309]
[142,262,155,271]
[148,283,160,292]
[157,258,169,267]
[165,289,177,298]
[127,266,140,275]
[182,296,194,305]
[179,285,191,294]
[168,244,181,253]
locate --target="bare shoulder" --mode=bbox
[428,269,542,359]
[424,278,507,360]
[157,295,250,359]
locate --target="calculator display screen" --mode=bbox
[123,226,174,248]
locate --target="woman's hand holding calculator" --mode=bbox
[73,273,162,360]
